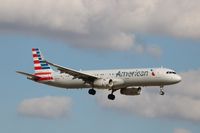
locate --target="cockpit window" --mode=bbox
[166,71,176,74]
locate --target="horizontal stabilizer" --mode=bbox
[16,71,40,81]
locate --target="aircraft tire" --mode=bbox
[108,94,115,100]
[88,89,96,95]
[160,91,165,95]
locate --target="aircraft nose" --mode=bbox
[175,75,182,83]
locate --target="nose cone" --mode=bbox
[175,75,182,83]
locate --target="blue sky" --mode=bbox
[0,34,200,133]
[1,0,200,133]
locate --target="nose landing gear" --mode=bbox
[160,86,165,95]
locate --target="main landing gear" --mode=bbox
[88,88,116,100]
[160,86,165,95]
[88,88,96,95]
[108,90,116,100]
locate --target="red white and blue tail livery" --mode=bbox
[32,48,52,72]
[32,48,53,81]
[17,48,182,100]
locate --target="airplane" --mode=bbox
[16,48,182,100]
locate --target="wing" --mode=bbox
[46,61,98,83]
[16,71,40,81]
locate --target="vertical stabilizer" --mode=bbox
[32,48,53,81]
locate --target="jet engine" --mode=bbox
[93,78,114,88]
[120,87,141,95]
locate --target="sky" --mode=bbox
[0,0,200,133]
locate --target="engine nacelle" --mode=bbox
[93,78,113,88]
[120,87,141,96]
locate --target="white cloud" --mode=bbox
[170,69,200,98]
[174,128,191,133]
[18,96,72,119]
[3,0,200,55]
[133,44,162,57]
[97,69,200,122]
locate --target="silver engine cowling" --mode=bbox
[93,78,114,88]
[120,87,141,95]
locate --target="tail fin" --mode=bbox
[32,48,53,81]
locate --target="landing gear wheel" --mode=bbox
[160,86,165,95]
[108,94,115,100]
[160,90,165,95]
[137,87,142,94]
[88,89,96,95]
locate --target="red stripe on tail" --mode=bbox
[34,66,42,70]
[32,48,36,51]
[35,72,52,75]
[34,60,40,64]
[33,54,38,58]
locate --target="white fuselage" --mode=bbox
[42,68,181,89]
[17,48,182,100]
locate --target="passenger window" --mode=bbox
[166,71,176,74]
